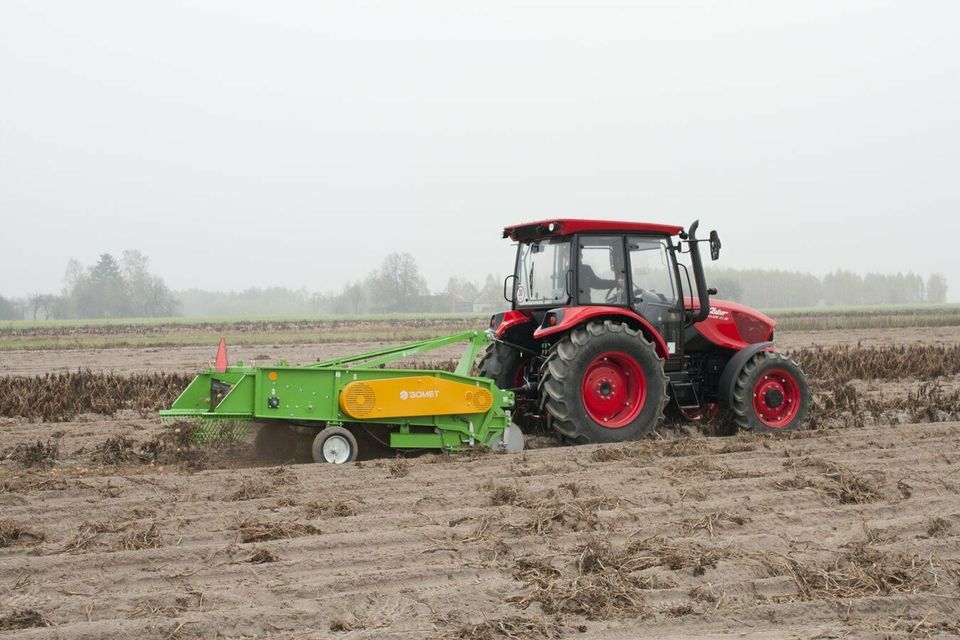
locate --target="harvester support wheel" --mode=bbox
[540,320,668,444]
[731,351,810,433]
[312,427,359,464]
[491,423,525,452]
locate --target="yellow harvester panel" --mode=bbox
[339,376,494,419]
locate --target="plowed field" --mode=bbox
[2,325,959,639]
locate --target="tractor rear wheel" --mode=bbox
[540,321,668,443]
[479,341,529,390]
[479,341,535,429]
[731,351,810,433]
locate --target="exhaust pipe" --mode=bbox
[687,220,711,324]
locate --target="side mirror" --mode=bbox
[709,230,721,260]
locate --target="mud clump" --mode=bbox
[446,615,564,639]
[508,536,726,621]
[790,458,885,504]
[489,484,628,535]
[237,516,320,543]
[589,443,652,463]
[767,540,939,600]
[388,457,410,478]
[228,468,299,501]
[61,520,163,553]
[303,498,358,518]
[6,439,59,468]
[227,478,275,502]
[117,522,163,550]
[93,435,147,465]
[0,609,51,631]
[676,510,751,537]
[488,484,524,506]
[139,421,208,467]
[926,517,952,538]
[0,519,45,547]
[246,547,279,564]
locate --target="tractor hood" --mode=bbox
[685,298,776,350]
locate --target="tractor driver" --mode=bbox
[578,263,626,304]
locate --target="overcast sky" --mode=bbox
[1,1,958,300]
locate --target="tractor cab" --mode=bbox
[502,219,717,359]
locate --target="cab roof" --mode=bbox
[503,218,684,241]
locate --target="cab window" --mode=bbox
[578,236,626,305]
[628,236,677,304]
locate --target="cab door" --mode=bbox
[627,236,682,356]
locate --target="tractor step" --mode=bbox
[670,381,701,410]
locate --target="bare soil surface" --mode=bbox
[2,325,959,638]
[2,326,959,377]
[1,417,959,639]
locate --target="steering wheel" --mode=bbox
[604,287,621,303]
[634,288,668,303]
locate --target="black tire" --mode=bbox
[311,427,359,464]
[539,321,668,444]
[478,341,527,390]
[731,351,810,433]
[479,341,537,431]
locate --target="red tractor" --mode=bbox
[481,218,810,442]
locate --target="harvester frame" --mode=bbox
[161,330,520,462]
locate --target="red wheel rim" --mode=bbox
[752,369,801,428]
[580,351,646,428]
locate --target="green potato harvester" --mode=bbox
[160,330,524,463]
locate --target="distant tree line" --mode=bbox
[178,252,505,317]
[707,268,948,309]
[0,252,950,320]
[0,251,181,320]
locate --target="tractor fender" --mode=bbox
[490,310,534,339]
[717,341,776,408]
[533,306,670,359]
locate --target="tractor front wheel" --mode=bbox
[731,351,810,432]
[540,321,668,444]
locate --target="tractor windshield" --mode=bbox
[515,238,571,307]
